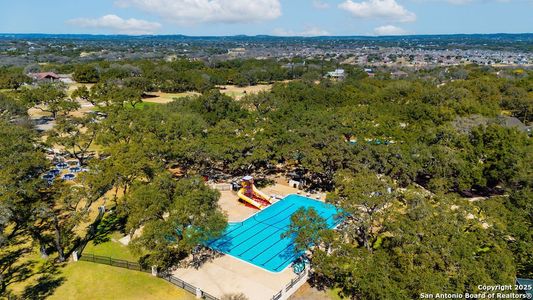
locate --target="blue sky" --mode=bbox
[0,0,531,36]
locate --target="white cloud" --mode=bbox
[67,14,161,34]
[312,0,330,9]
[272,26,330,36]
[373,25,407,35]
[115,0,282,24]
[339,0,416,22]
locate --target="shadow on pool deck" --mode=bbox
[199,183,325,299]
[172,254,295,300]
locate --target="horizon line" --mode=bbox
[1,32,532,38]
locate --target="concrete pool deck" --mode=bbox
[172,254,296,300]
[218,182,326,223]
[210,194,340,273]
[176,182,325,299]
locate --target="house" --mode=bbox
[364,68,375,77]
[30,72,60,83]
[58,74,75,84]
[288,179,303,189]
[326,69,346,80]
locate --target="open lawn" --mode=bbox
[126,101,162,110]
[142,91,200,104]
[218,84,273,100]
[83,232,139,261]
[49,261,195,300]
[8,238,191,299]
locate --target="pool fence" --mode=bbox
[77,252,218,300]
[271,266,309,300]
[73,207,310,300]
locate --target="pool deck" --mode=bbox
[174,182,326,299]
[218,183,326,222]
[172,254,295,300]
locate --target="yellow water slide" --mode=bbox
[237,176,272,209]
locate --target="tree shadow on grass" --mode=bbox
[91,212,127,245]
[1,245,36,296]
[307,272,336,293]
[21,261,65,300]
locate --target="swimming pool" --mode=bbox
[208,194,341,273]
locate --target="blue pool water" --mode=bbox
[208,194,341,273]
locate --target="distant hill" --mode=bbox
[0,33,532,43]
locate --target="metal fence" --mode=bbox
[285,268,308,292]
[270,267,309,300]
[159,273,218,300]
[79,253,150,273]
[79,253,219,300]
[272,290,283,300]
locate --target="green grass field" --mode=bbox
[9,231,193,300]
[83,232,139,261]
[53,233,195,300]
[327,288,345,300]
[125,101,161,110]
[49,261,195,300]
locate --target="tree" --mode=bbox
[0,72,31,90]
[88,83,143,109]
[0,121,50,257]
[73,64,100,83]
[47,115,98,166]
[38,184,88,262]
[182,90,246,125]
[21,84,80,118]
[242,91,275,114]
[330,169,396,251]
[282,207,330,257]
[127,175,227,270]
[0,92,27,120]
[71,85,90,103]
[312,193,516,299]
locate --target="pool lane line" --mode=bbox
[214,197,341,271]
[224,222,274,252]
[223,204,301,252]
[250,209,333,264]
[239,208,334,257]
[209,200,293,246]
[260,242,295,269]
[273,251,301,272]
[210,203,296,249]
[237,225,287,256]
[255,211,332,268]
[215,202,295,241]
[254,206,336,231]
[270,213,337,271]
